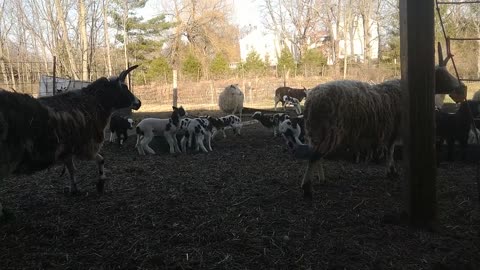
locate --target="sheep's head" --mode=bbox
[127,118,134,129]
[435,42,466,103]
[99,65,142,111]
[172,106,187,118]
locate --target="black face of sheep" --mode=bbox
[102,65,142,111]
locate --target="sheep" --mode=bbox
[436,100,480,161]
[282,95,302,114]
[109,114,134,145]
[180,116,215,153]
[0,65,141,216]
[274,86,307,110]
[135,106,187,155]
[297,44,467,198]
[210,114,243,138]
[472,89,480,101]
[218,84,244,119]
[279,116,305,150]
[252,111,290,137]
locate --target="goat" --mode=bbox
[135,106,187,155]
[109,114,134,145]
[274,86,307,110]
[436,100,480,162]
[297,42,467,198]
[0,65,141,216]
[211,115,242,138]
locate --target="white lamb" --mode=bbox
[135,106,187,155]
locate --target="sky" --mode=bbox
[137,0,263,28]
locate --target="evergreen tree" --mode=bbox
[182,53,202,80]
[210,53,230,78]
[277,47,296,75]
[243,49,265,75]
[143,57,172,83]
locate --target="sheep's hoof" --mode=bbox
[96,179,105,194]
[302,183,313,200]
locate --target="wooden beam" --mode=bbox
[400,0,437,229]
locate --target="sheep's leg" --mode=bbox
[180,135,188,153]
[274,97,280,111]
[136,134,146,155]
[222,128,227,138]
[172,134,181,153]
[65,157,79,194]
[386,144,398,178]
[294,136,303,145]
[95,154,109,193]
[109,132,114,143]
[315,160,325,183]
[206,132,213,151]
[196,134,209,153]
[142,133,156,155]
[165,133,176,154]
[302,158,322,199]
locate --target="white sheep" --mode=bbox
[135,106,187,155]
[218,84,244,119]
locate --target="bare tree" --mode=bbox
[79,0,89,80]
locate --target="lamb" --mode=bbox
[0,65,141,216]
[135,106,187,155]
[109,114,134,145]
[252,111,290,137]
[436,100,480,161]
[218,84,244,119]
[274,86,307,110]
[282,95,302,114]
[279,116,305,150]
[210,114,243,138]
[180,116,215,153]
[298,44,467,198]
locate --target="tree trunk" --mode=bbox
[103,0,112,76]
[79,0,89,80]
[123,0,129,71]
[54,0,79,79]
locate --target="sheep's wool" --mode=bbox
[218,85,244,114]
[304,79,401,156]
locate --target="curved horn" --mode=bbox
[118,65,139,83]
[437,42,444,66]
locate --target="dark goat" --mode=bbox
[436,100,480,162]
[0,66,141,215]
[274,86,307,110]
[109,114,134,145]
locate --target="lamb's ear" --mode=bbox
[172,106,177,110]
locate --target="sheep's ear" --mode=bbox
[118,65,139,83]
[172,106,177,110]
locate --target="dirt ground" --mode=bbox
[0,109,479,270]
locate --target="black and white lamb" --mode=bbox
[135,106,187,155]
[298,45,467,198]
[252,111,289,137]
[210,114,242,138]
[282,95,302,115]
[436,100,480,161]
[0,66,141,216]
[180,116,216,153]
[274,86,307,110]
[109,114,134,145]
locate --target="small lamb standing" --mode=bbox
[210,114,242,138]
[135,106,187,155]
[180,116,216,153]
[109,114,134,145]
[0,65,141,217]
[282,95,302,115]
[298,43,466,198]
[218,84,244,119]
[274,86,307,110]
[252,111,289,137]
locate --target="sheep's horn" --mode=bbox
[118,65,139,83]
[437,42,451,67]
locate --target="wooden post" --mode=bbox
[400,0,437,229]
[173,69,178,107]
[52,56,57,96]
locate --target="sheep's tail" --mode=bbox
[135,126,144,147]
